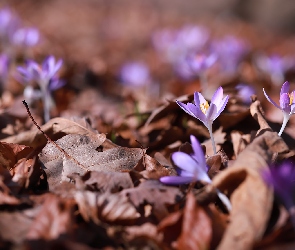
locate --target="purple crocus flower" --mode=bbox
[176,87,229,154]
[263,161,295,211]
[160,135,232,210]
[174,52,217,81]
[17,56,64,122]
[11,27,39,47]
[263,81,295,136]
[0,8,19,43]
[211,35,249,74]
[152,25,209,64]
[160,135,210,185]
[120,61,150,87]
[236,83,256,105]
[255,54,295,86]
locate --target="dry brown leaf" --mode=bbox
[75,190,140,224]
[39,134,143,189]
[0,208,39,244]
[2,117,106,149]
[0,142,33,170]
[157,209,183,248]
[213,131,290,250]
[70,171,134,193]
[207,154,222,179]
[122,180,183,221]
[134,154,170,179]
[177,193,212,250]
[26,194,74,240]
[145,94,193,126]
[231,131,251,158]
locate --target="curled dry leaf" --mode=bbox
[212,131,291,250]
[2,117,106,149]
[0,142,33,170]
[39,134,143,189]
[134,154,171,179]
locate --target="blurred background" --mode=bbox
[2,0,295,142]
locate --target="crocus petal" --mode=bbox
[213,95,229,121]
[186,103,207,124]
[172,152,210,182]
[172,152,199,173]
[190,135,206,171]
[206,103,217,121]
[160,176,194,185]
[211,86,223,106]
[263,88,281,110]
[194,91,207,107]
[176,100,196,118]
[280,93,291,113]
[280,81,290,96]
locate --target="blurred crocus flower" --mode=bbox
[11,27,39,47]
[152,25,209,64]
[0,8,19,41]
[160,135,210,185]
[120,61,150,87]
[176,87,229,154]
[174,52,217,81]
[255,54,295,86]
[263,81,295,136]
[17,56,64,122]
[236,83,256,104]
[211,35,249,74]
[263,161,295,211]
[160,135,231,210]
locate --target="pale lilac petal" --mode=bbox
[190,135,206,171]
[211,86,223,106]
[263,88,281,110]
[160,176,194,185]
[280,81,290,96]
[213,95,229,120]
[172,152,199,173]
[186,103,207,123]
[194,91,207,106]
[52,59,63,76]
[280,93,291,113]
[176,100,196,118]
[206,103,217,121]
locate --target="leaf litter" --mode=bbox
[1,1,295,249]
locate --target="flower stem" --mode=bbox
[278,113,290,136]
[207,123,217,154]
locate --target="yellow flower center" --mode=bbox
[289,92,294,106]
[200,101,209,114]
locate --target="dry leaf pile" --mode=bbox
[1,0,295,249]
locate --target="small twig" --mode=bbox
[22,100,88,171]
